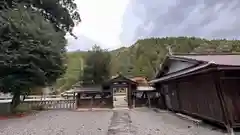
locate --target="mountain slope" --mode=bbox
[55,51,87,91]
[58,36,240,91]
[110,37,240,79]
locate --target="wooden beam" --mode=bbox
[212,71,233,133]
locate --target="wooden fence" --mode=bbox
[22,99,76,110]
[0,95,63,100]
[76,92,114,108]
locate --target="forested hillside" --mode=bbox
[58,37,240,91]
[55,51,87,91]
[110,37,240,79]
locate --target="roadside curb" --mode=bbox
[113,107,129,111]
[76,108,113,112]
[175,113,202,125]
[152,108,168,113]
[75,107,130,112]
[151,108,202,125]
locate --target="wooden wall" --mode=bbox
[220,70,240,127]
[163,72,225,124]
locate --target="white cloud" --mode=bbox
[68,0,129,50]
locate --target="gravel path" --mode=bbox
[0,110,112,135]
[0,108,227,135]
[130,108,225,135]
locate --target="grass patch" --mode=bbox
[12,103,32,114]
[31,104,45,111]
[13,103,46,114]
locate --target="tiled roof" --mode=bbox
[73,86,103,93]
[131,77,149,86]
[151,54,240,84]
[150,63,212,83]
[107,74,137,84]
[173,54,240,66]
[136,86,156,91]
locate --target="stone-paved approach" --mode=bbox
[0,108,227,135]
[107,110,137,135]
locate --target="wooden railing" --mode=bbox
[26,95,62,99]
[22,99,76,110]
[0,95,63,100]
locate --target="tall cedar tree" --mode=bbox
[81,45,111,86]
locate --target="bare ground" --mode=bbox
[0,108,227,135]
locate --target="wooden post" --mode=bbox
[132,92,135,108]
[226,125,234,135]
[90,95,95,111]
[73,92,76,109]
[212,72,233,134]
[147,92,151,108]
[90,98,93,110]
[76,93,80,108]
[128,84,132,108]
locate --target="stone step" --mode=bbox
[113,107,129,110]
[115,105,128,107]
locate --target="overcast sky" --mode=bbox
[66,0,240,51]
[66,0,129,51]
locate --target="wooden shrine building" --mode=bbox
[150,54,240,129]
[72,74,160,109]
[103,74,138,108]
[73,85,113,108]
[131,77,158,108]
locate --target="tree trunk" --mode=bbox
[23,95,26,101]
[11,92,21,112]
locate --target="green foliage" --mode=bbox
[110,37,240,79]
[14,103,45,114]
[55,51,85,91]
[81,45,111,85]
[31,104,45,111]
[12,103,31,114]
[0,0,81,110]
[1,0,81,35]
[62,37,240,83]
[0,6,66,108]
